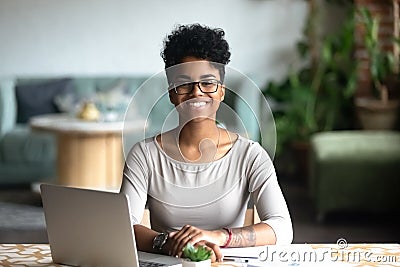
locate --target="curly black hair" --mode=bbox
[161,24,231,80]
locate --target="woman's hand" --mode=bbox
[195,241,221,263]
[168,225,226,261]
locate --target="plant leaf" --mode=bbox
[182,244,211,262]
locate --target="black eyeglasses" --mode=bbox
[170,79,222,95]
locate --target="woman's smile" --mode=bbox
[185,98,213,110]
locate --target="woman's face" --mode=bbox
[168,56,225,123]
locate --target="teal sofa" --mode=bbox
[309,130,400,221]
[0,77,152,186]
[0,79,57,185]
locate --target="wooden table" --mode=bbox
[1,243,399,267]
[30,114,145,191]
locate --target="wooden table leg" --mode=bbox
[57,133,123,191]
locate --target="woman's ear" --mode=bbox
[220,85,225,102]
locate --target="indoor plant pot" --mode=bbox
[355,97,399,130]
[182,259,211,267]
[182,244,212,267]
[355,8,400,130]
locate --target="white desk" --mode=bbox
[30,114,145,191]
[1,243,399,267]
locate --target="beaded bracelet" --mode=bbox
[221,227,232,248]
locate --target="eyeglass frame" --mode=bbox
[169,79,223,95]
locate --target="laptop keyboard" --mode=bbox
[139,260,168,267]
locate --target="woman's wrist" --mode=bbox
[221,228,232,248]
[212,229,229,247]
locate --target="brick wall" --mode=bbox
[355,0,396,97]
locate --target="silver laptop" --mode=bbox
[40,183,182,267]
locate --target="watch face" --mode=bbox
[153,233,168,250]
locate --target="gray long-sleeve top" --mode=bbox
[120,135,293,244]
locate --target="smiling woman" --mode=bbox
[119,24,293,263]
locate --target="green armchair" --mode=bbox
[309,130,400,221]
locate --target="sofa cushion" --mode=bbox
[0,125,56,164]
[15,78,72,123]
[311,130,400,162]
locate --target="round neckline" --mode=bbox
[153,132,241,166]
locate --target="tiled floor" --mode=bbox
[0,180,399,244]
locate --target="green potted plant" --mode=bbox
[264,4,356,178]
[182,244,212,267]
[354,7,400,130]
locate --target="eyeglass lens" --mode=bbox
[174,80,220,95]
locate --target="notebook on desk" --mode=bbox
[40,183,182,267]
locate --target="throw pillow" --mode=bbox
[16,78,73,123]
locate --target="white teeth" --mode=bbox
[188,102,207,107]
